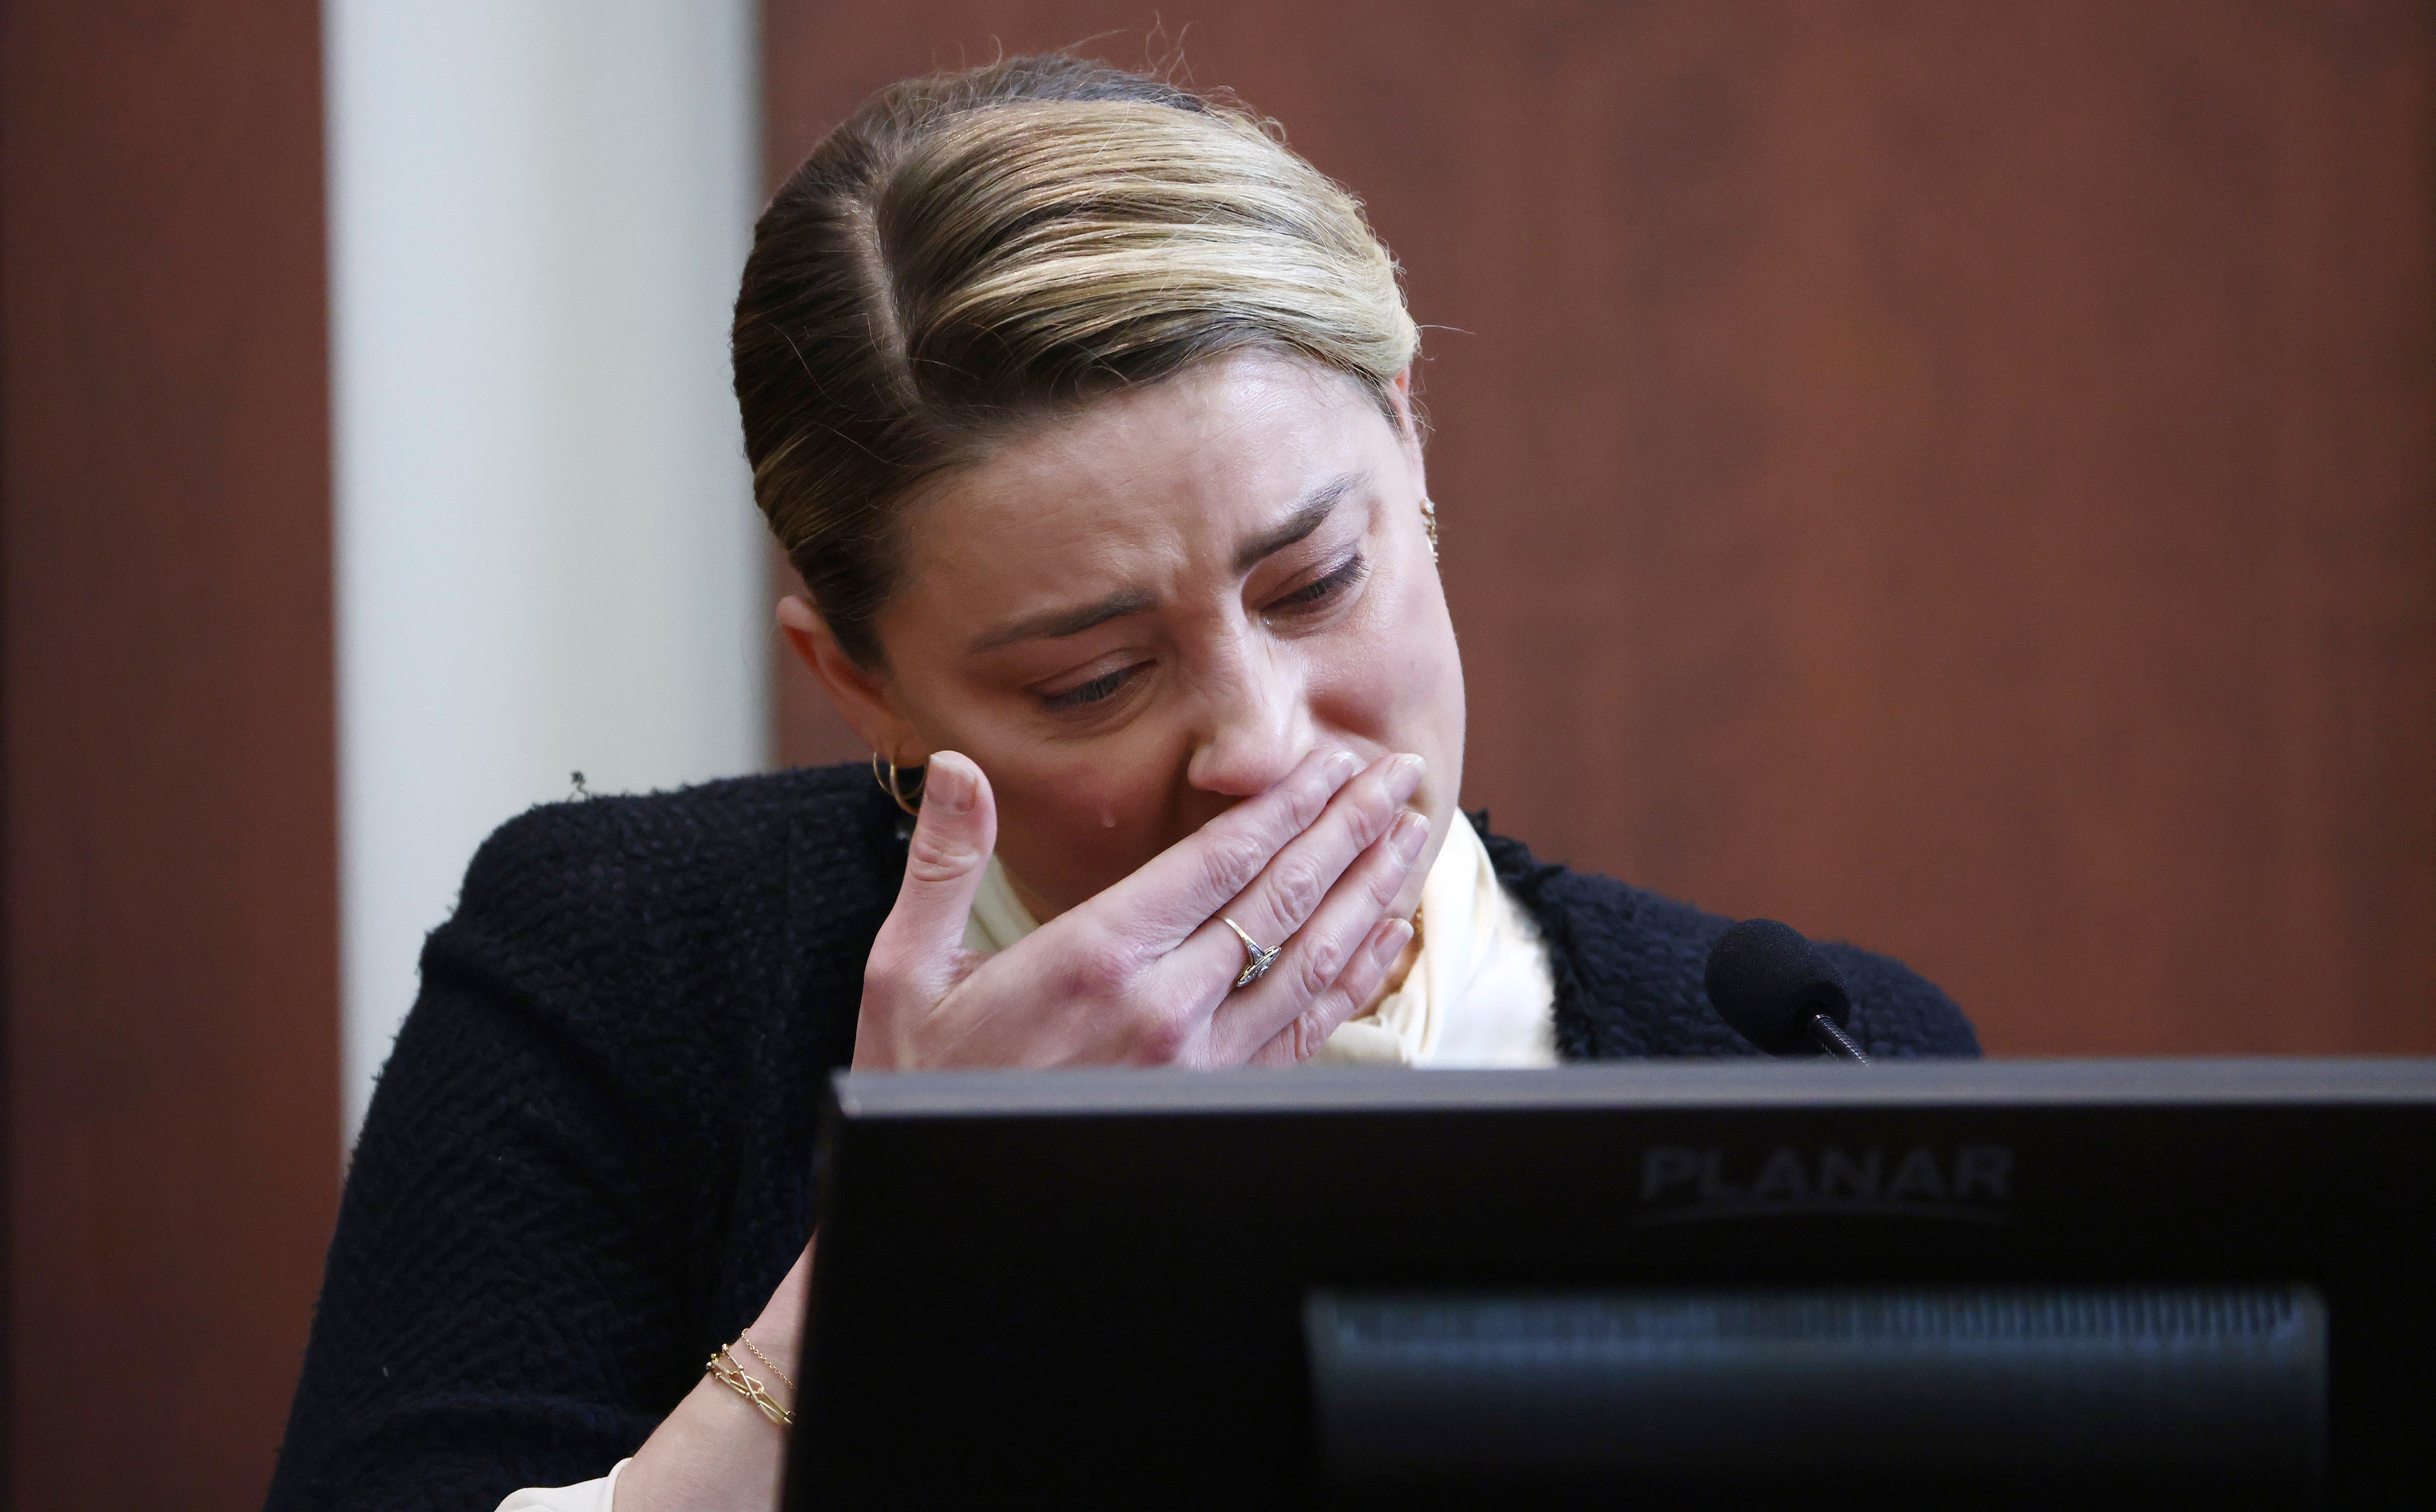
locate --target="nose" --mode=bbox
[1184,642,1316,799]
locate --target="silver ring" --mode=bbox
[1221,916,1281,990]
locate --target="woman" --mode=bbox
[267,54,1976,1512]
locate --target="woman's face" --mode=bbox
[799,349,1465,924]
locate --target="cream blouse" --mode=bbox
[494,816,1558,1509]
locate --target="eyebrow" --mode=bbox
[1232,471,1364,573]
[969,587,1159,654]
[966,471,1368,655]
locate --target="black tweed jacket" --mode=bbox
[264,762,1977,1509]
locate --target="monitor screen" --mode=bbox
[786,1058,2433,1510]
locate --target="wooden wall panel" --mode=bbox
[0,1,341,1506]
[764,2,2435,1055]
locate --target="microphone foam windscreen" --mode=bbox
[1702,918,1853,1056]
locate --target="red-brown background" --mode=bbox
[3,0,340,1506]
[770,0,2436,1058]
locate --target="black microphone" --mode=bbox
[1703,918,1870,1063]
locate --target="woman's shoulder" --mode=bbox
[1474,819,1981,1061]
[423,763,905,1066]
[464,760,894,896]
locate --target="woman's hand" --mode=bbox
[854,747,1427,1071]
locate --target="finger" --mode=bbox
[1209,806,1431,1063]
[1245,917,1413,1067]
[864,751,997,1011]
[1176,752,1424,999]
[1097,747,1361,949]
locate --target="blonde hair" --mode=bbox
[732,55,1419,665]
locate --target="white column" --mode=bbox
[326,0,767,1141]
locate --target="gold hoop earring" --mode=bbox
[1419,496,1440,562]
[871,753,924,816]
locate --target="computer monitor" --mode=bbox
[784,1058,2433,1510]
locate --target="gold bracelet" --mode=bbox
[705,1345,794,1428]
[736,1329,797,1394]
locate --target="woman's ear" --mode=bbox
[776,596,928,764]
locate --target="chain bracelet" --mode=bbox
[705,1346,795,1428]
[736,1330,797,1394]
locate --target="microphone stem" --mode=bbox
[1807,1013,1871,1064]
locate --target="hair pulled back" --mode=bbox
[732,54,1420,666]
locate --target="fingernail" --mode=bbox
[1388,753,1425,800]
[1390,808,1429,863]
[1325,749,1360,784]
[929,754,976,813]
[1371,918,1414,969]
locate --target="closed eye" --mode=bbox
[1040,664,1140,713]
[1268,553,1368,615]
